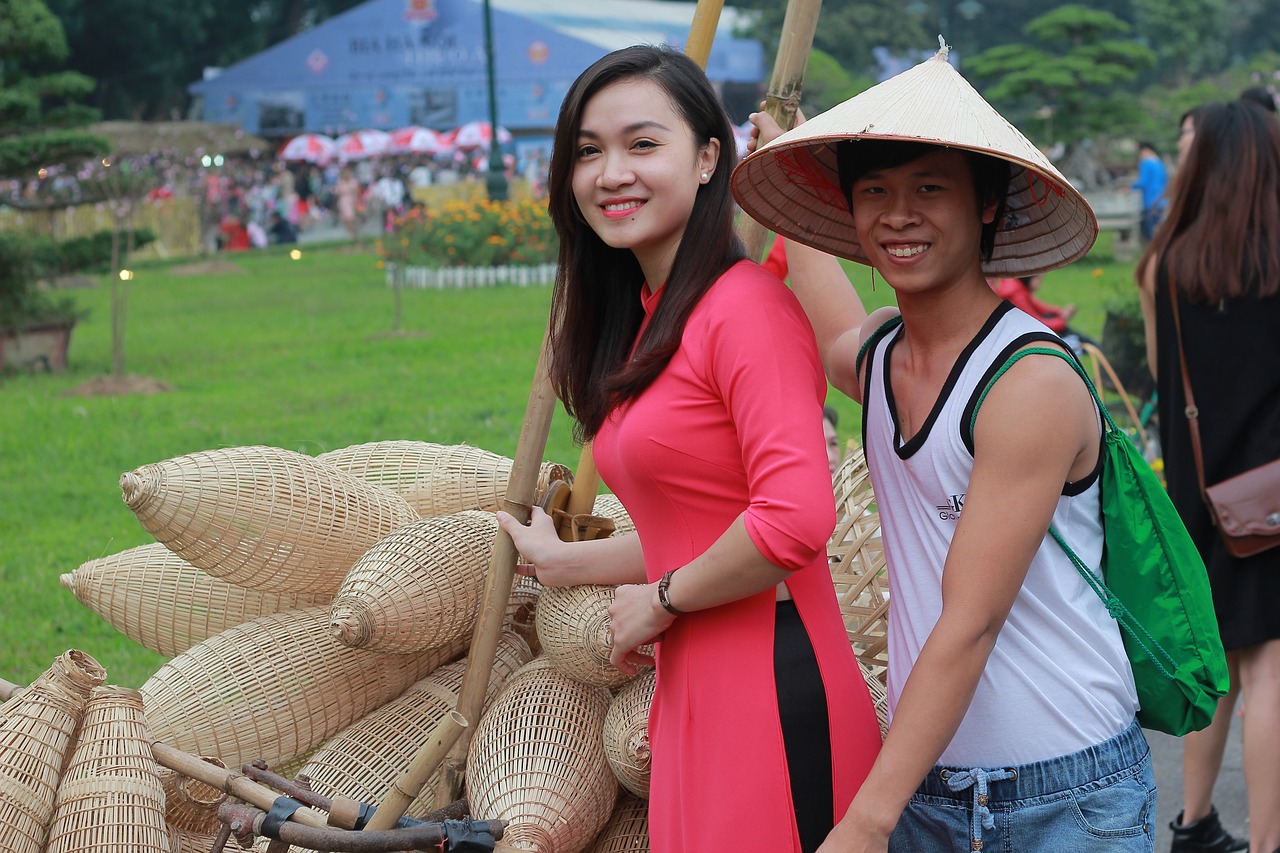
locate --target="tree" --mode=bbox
[1132,0,1229,85]
[964,5,1156,148]
[0,0,107,179]
[1,0,109,335]
[43,0,367,119]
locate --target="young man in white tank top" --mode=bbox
[732,44,1153,853]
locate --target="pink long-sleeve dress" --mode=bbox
[593,260,881,852]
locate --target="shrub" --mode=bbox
[378,193,557,269]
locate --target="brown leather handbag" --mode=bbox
[1171,278,1280,558]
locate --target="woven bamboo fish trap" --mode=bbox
[295,630,532,826]
[591,493,635,536]
[586,793,649,853]
[0,650,105,853]
[829,445,890,686]
[506,573,543,654]
[602,669,655,799]
[160,756,226,834]
[45,686,169,853]
[536,583,648,690]
[329,510,497,653]
[139,606,467,769]
[316,440,572,517]
[118,445,419,595]
[467,657,618,853]
[61,543,332,658]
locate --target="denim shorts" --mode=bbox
[889,720,1155,853]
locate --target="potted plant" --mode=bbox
[0,233,86,373]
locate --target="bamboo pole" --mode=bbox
[684,0,725,69]
[737,0,824,261]
[362,712,467,831]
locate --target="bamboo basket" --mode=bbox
[294,630,532,827]
[536,583,647,690]
[0,650,106,853]
[316,440,571,517]
[118,445,419,595]
[328,511,496,653]
[585,793,649,853]
[45,686,170,853]
[159,756,225,834]
[466,657,618,853]
[602,670,655,799]
[506,573,543,654]
[61,543,332,658]
[829,445,890,685]
[591,493,634,536]
[139,606,467,769]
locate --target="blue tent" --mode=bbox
[189,0,763,136]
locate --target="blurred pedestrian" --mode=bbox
[1137,99,1280,853]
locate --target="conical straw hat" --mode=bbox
[731,40,1097,277]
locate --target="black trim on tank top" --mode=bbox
[888,301,1015,460]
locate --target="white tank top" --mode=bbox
[862,303,1138,766]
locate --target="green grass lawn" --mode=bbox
[0,237,1139,689]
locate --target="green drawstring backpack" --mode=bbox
[974,345,1229,736]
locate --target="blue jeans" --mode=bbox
[889,720,1155,852]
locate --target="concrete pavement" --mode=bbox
[1148,697,1248,852]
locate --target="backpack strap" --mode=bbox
[968,345,1121,441]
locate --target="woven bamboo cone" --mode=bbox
[586,793,649,853]
[329,510,497,653]
[139,606,467,769]
[602,669,655,799]
[466,657,618,853]
[118,445,419,595]
[61,543,332,658]
[0,650,106,853]
[317,440,571,518]
[295,630,531,829]
[45,686,170,853]
[537,583,646,689]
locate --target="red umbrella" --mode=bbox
[334,129,390,162]
[387,126,449,155]
[278,133,337,163]
[450,121,513,150]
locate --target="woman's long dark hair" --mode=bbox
[545,45,745,442]
[1141,100,1280,302]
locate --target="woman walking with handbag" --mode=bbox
[1137,99,1280,853]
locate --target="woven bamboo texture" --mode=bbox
[467,657,618,853]
[329,510,497,653]
[139,606,467,769]
[171,826,219,853]
[591,493,635,536]
[586,793,649,853]
[506,573,543,654]
[602,670,655,798]
[159,756,225,834]
[0,650,105,853]
[537,584,646,690]
[295,630,532,826]
[316,440,572,517]
[829,445,890,685]
[45,686,170,853]
[118,445,419,595]
[61,543,332,658]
